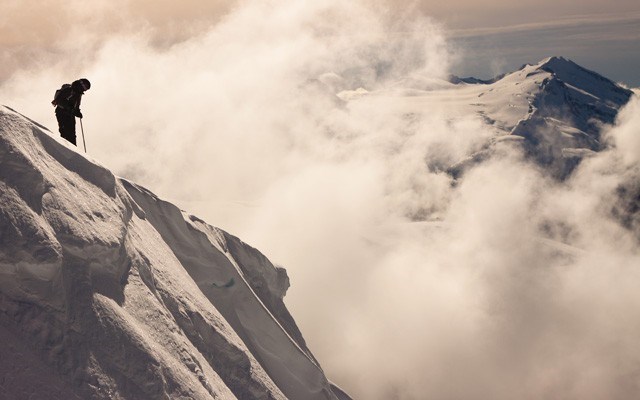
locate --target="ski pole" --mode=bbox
[80,118,87,153]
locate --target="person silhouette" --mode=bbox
[51,78,90,145]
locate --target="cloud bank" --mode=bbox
[2,1,640,399]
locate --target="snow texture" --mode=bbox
[0,106,344,399]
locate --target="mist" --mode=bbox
[2,0,640,398]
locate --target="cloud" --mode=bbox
[309,105,640,399]
[448,12,640,39]
[2,0,640,399]
[413,0,640,29]
[3,0,639,84]
[0,0,235,82]
[607,93,640,166]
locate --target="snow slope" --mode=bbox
[0,106,344,399]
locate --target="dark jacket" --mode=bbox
[53,82,85,117]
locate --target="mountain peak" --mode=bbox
[532,56,630,99]
[453,56,598,87]
[536,56,574,71]
[506,56,634,177]
[443,56,634,179]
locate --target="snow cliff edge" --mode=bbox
[0,106,345,400]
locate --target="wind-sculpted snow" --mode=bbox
[0,106,342,399]
[122,180,336,400]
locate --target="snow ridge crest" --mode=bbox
[0,105,345,400]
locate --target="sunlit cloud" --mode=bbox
[2,0,640,399]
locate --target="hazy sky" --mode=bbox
[2,1,640,399]
[2,0,640,84]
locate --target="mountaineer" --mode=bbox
[51,79,91,146]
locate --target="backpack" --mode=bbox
[51,84,71,106]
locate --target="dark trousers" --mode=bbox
[55,108,76,145]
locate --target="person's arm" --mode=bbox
[73,94,83,118]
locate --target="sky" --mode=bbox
[2,0,640,85]
[2,1,640,399]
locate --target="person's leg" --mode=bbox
[56,110,77,145]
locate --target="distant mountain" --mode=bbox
[509,57,632,176]
[0,107,349,399]
[445,57,633,177]
[448,74,504,85]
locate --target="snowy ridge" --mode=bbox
[0,106,344,399]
